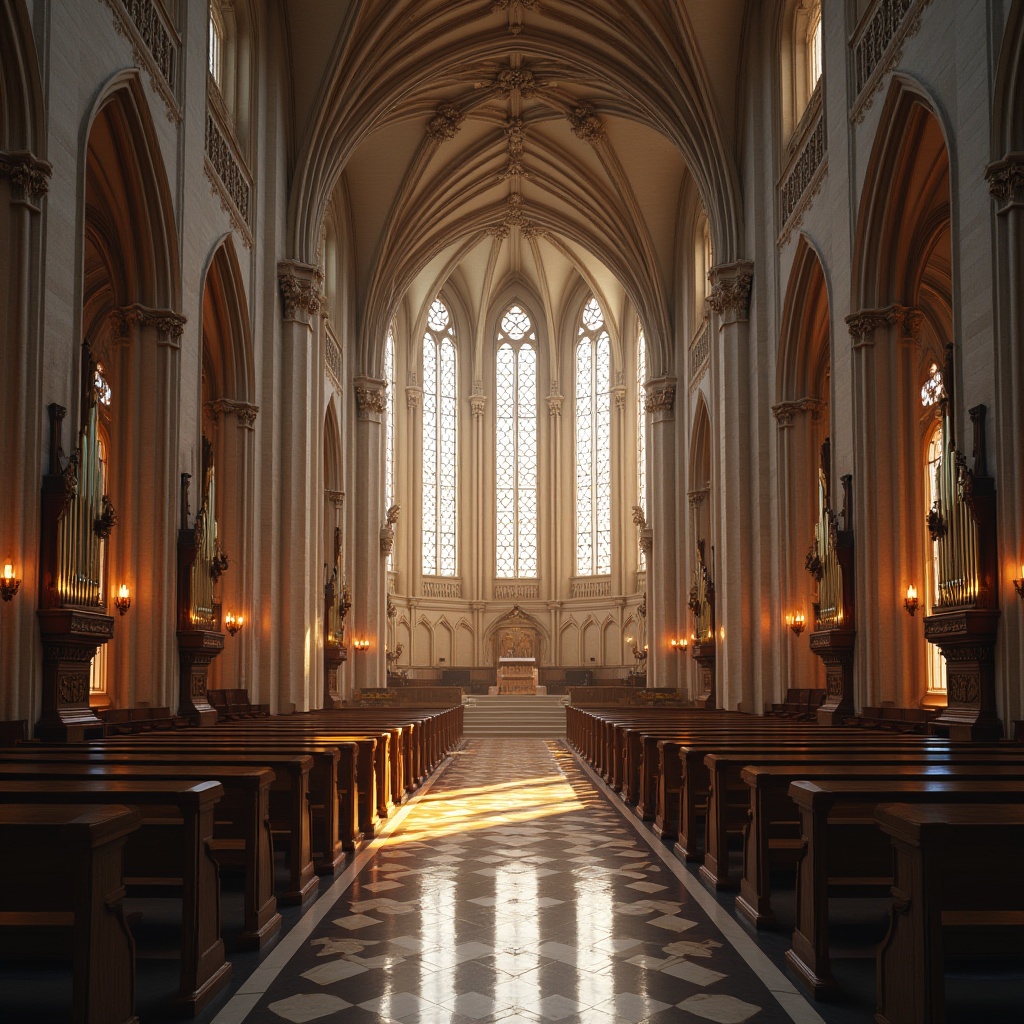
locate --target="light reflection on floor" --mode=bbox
[226,739,801,1024]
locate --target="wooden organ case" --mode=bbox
[923,377,1000,739]
[806,439,856,725]
[689,539,716,709]
[176,439,227,725]
[36,363,117,741]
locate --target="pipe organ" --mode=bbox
[323,525,349,708]
[176,438,226,725]
[806,438,856,725]
[924,358,1000,739]
[36,347,116,740]
[688,539,717,708]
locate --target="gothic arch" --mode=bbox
[992,0,1024,155]
[201,237,255,406]
[777,235,831,404]
[0,0,45,154]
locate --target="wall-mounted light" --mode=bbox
[1013,566,1024,600]
[1,559,21,602]
[225,612,244,637]
[785,610,806,636]
[904,585,919,617]
[114,583,132,616]
[669,637,688,651]
[352,638,370,652]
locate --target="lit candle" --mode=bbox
[2,562,13,581]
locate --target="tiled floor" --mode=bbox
[211,740,824,1024]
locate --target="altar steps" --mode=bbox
[462,694,568,737]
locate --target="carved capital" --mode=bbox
[611,384,626,410]
[771,397,827,428]
[405,385,422,410]
[688,489,708,510]
[643,377,676,417]
[109,304,185,344]
[427,102,465,142]
[845,304,923,345]
[353,376,387,420]
[707,260,754,322]
[985,152,1024,208]
[470,393,487,418]
[640,529,653,557]
[546,394,564,417]
[567,102,605,143]
[326,488,345,510]
[206,398,259,428]
[380,525,395,556]
[0,151,52,201]
[278,259,322,322]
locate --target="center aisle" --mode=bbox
[214,739,822,1024]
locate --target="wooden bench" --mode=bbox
[783,777,1024,997]
[0,778,230,1013]
[874,803,1024,1024]
[0,759,280,949]
[0,803,140,1024]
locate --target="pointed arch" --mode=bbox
[777,236,831,404]
[0,0,45,154]
[992,0,1024,155]
[689,393,712,490]
[200,236,255,406]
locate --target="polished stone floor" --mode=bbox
[210,740,824,1024]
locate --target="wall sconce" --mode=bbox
[225,612,244,637]
[1,559,21,602]
[114,583,131,616]
[786,611,806,636]
[1013,566,1024,599]
[669,637,688,651]
[904,585,919,617]
[352,638,370,652]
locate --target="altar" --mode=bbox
[495,657,540,695]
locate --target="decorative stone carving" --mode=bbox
[546,393,563,417]
[778,88,826,247]
[495,64,538,98]
[206,398,260,429]
[612,385,626,410]
[846,304,923,344]
[108,305,186,344]
[0,152,52,200]
[470,393,487,418]
[278,259,323,321]
[687,489,708,510]
[567,102,605,143]
[427,102,465,142]
[205,106,253,246]
[707,261,754,321]
[986,154,1024,207]
[644,378,676,416]
[504,116,526,155]
[326,489,345,510]
[405,385,422,410]
[490,0,539,35]
[354,376,387,419]
[771,397,827,428]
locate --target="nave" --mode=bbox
[206,738,813,1024]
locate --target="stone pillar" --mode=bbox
[0,153,50,724]
[846,306,924,709]
[276,261,323,712]
[771,399,828,694]
[351,376,387,691]
[546,386,564,601]
[643,376,677,690]
[708,260,754,711]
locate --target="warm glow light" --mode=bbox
[1014,566,1024,599]
[786,610,806,636]
[2,562,13,580]
[225,612,244,636]
[114,582,131,616]
[0,559,21,602]
[904,585,919,616]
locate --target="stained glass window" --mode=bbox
[636,327,647,570]
[575,297,612,576]
[385,328,396,571]
[495,305,538,578]
[94,363,112,407]
[921,362,945,407]
[422,299,458,577]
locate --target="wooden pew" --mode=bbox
[873,803,1024,1024]
[783,777,1024,997]
[0,761,280,949]
[0,803,140,1024]
[702,748,1024,890]
[0,779,230,1014]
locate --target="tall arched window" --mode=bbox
[385,327,396,572]
[575,297,612,576]
[806,1,823,94]
[495,305,538,578]
[922,362,946,694]
[636,326,647,571]
[422,299,458,577]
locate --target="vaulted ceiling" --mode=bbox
[283,0,748,372]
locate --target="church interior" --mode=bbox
[1,0,1024,1021]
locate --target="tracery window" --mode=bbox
[422,300,458,577]
[636,327,647,570]
[385,328,396,572]
[495,305,538,578]
[575,297,612,576]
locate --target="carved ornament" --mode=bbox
[353,377,387,419]
[326,489,345,510]
[57,673,89,705]
[567,102,605,143]
[278,259,323,321]
[845,304,923,344]
[471,393,487,418]
[985,154,1024,207]
[546,394,563,417]
[707,261,754,321]
[427,102,465,142]
[644,379,676,415]
[687,489,707,510]
[495,65,538,98]
[0,151,52,199]
[491,0,540,35]
[405,385,422,410]
[206,398,260,428]
[772,397,827,427]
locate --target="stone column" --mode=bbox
[0,153,50,723]
[771,399,827,693]
[847,306,924,709]
[708,260,754,711]
[276,260,323,712]
[351,376,387,691]
[546,386,564,601]
[643,377,677,690]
